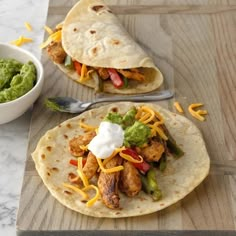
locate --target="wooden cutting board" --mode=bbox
[16,0,236,235]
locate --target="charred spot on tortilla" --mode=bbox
[91,5,105,12]
[66,123,72,128]
[111,107,118,112]
[47,172,51,176]
[81,118,85,122]
[41,154,46,159]
[90,30,96,34]
[64,134,68,139]
[51,167,59,172]
[47,146,52,152]
[73,28,78,32]
[111,39,120,45]
[64,190,73,195]
[92,47,98,56]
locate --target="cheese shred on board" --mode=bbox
[174,102,184,113]
[11,36,33,46]
[24,22,32,31]
[188,103,208,121]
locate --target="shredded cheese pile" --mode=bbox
[136,106,168,140]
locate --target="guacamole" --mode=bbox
[104,108,151,147]
[124,121,151,147]
[0,59,37,103]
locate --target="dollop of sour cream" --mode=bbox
[88,121,124,159]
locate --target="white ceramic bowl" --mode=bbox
[0,43,44,124]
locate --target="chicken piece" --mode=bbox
[68,152,98,186]
[98,155,123,209]
[97,68,110,80]
[117,69,145,81]
[141,141,165,162]
[82,152,99,180]
[47,41,66,64]
[119,161,142,197]
[69,131,96,157]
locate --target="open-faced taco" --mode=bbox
[32,102,210,218]
[41,0,163,94]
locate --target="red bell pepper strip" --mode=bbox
[122,148,150,174]
[69,159,86,167]
[107,68,124,88]
[73,61,82,76]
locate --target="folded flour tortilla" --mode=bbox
[32,102,210,218]
[56,0,164,94]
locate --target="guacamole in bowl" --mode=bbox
[0,59,37,103]
[0,43,44,124]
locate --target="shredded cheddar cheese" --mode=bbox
[82,185,100,207]
[136,106,167,140]
[40,30,61,49]
[119,151,143,163]
[97,158,124,173]
[138,106,155,124]
[154,111,164,124]
[149,123,168,140]
[24,22,32,31]
[78,64,92,82]
[11,36,33,46]
[102,147,125,166]
[44,25,54,35]
[79,145,88,151]
[174,102,184,113]
[79,120,97,131]
[62,183,89,200]
[77,157,89,187]
[188,103,208,121]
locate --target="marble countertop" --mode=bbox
[0,0,49,235]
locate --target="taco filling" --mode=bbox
[44,31,146,91]
[63,105,184,209]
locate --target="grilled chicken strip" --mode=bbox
[141,140,165,162]
[97,68,109,80]
[47,41,66,64]
[98,155,123,209]
[117,69,145,81]
[83,152,99,179]
[119,161,142,197]
[69,131,96,156]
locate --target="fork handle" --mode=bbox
[94,90,174,104]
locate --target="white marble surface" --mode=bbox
[0,0,49,235]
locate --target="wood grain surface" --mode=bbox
[17,0,236,235]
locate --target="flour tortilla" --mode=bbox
[32,102,210,218]
[59,0,163,94]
